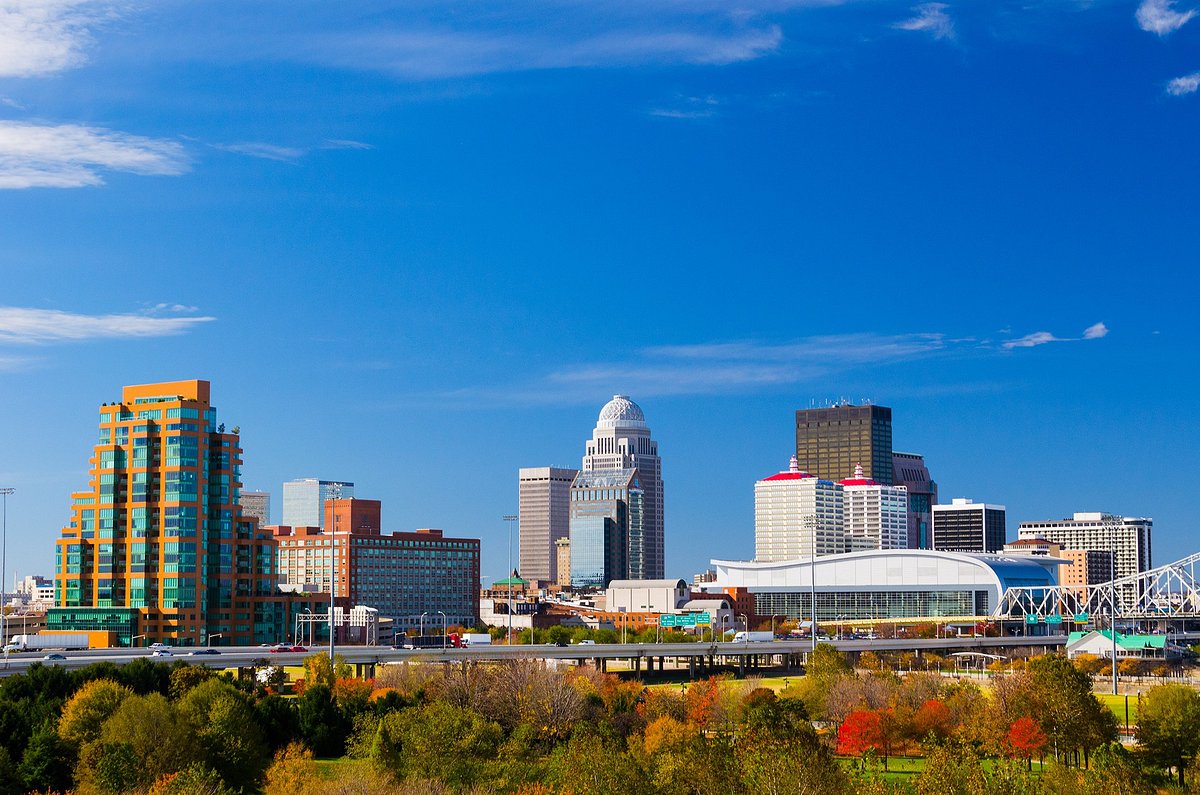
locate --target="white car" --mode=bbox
[577,639,596,645]
[151,649,173,658]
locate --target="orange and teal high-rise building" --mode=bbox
[50,379,287,646]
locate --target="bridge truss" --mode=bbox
[993,552,1200,621]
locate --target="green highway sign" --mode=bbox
[658,612,712,628]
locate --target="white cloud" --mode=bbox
[299,24,783,80]
[0,307,214,344]
[1167,72,1200,96]
[322,139,374,150]
[893,3,955,41]
[0,0,118,77]
[0,121,188,189]
[1002,322,1109,349]
[649,95,721,119]
[1136,0,1197,34]
[212,141,306,162]
[0,354,38,371]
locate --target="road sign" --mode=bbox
[696,612,712,626]
[658,614,676,628]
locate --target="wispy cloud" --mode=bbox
[0,307,214,344]
[893,3,955,41]
[649,95,721,119]
[322,139,374,150]
[514,333,949,400]
[1167,71,1200,96]
[0,121,188,189]
[1136,0,1196,34]
[212,142,306,162]
[296,23,784,80]
[0,0,119,78]
[1002,322,1108,349]
[0,354,39,372]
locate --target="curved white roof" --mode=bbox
[597,395,646,428]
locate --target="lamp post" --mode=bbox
[771,614,782,639]
[328,482,345,662]
[806,513,818,652]
[0,489,13,650]
[131,634,146,648]
[738,613,748,641]
[420,611,428,641]
[503,514,517,645]
[1110,519,1119,696]
[437,611,447,649]
[206,632,222,647]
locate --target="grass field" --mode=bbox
[1097,692,1139,727]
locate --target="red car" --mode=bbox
[289,645,308,653]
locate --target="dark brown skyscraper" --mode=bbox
[795,403,893,485]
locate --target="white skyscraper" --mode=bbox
[1017,512,1152,604]
[839,464,910,551]
[281,478,354,528]
[754,456,844,562]
[581,396,665,579]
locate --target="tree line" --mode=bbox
[0,647,1198,793]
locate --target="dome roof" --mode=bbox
[598,394,645,425]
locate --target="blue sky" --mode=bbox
[1,0,1197,585]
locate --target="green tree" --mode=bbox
[18,722,74,794]
[254,694,300,751]
[1136,683,1200,787]
[95,692,196,787]
[58,678,132,746]
[297,683,348,757]
[807,643,853,682]
[177,680,269,790]
[375,701,503,786]
[82,740,140,794]
[149,763,236,795]
[168,664,213,699]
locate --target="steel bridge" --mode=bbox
[993,552,1200,622]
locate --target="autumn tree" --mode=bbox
[1006,716,1047,768]
[57,679,132,746]
[838,710,884,761]
[912,699,953,745]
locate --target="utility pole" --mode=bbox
[0,489,12,650]
[328,482,344,662]
[503,514,517,644]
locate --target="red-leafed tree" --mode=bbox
[912,698,953,743]
[1006,716,1048,768]
[838,709,884,763]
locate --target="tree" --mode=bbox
[58,679,132,746]
[254,694,300,751]
[18,722,74,794]
[168,664,213,699]
[375,701,503,787]
[1006,716,1047,768]
[262,742,323,795]
[1136,683,1200,787]
[96,692,197,786]
[148,763,236,795]
[82,740,140,794]
[912,699,953,744]
[178,681,269,790]
[297,683,349,757]
[806,643,852,682]
[838,710,884,760]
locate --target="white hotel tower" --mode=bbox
[581,396,665,579]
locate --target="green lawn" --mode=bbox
[1096,692,1139,727]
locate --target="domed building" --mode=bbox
[571,395,665,583]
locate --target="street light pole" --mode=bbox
[438,611,447,649]
[0,489,12,650]
[807,513,818,652]
[503,514,516,645]
[328,483,344,662]
[1110,518,1119,697]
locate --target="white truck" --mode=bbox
[731,631,774,643]
[4,633,91,652]
[462,633,492,647]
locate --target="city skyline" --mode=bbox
[1,1,1197,583]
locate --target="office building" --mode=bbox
[1017,512,1152,604]
[239,490,271,526]
[839,464,910,550]
[282,478,354,528]
[49,380,285,646]
[555,537,571,588]
[581,396,664,579]
[274,498,479,630]
[518,466,578,582]
[569,468,643,588]
[795,403,893,485]
[932,498,1007,553]
[892,451,938,549]
[754,456,845,562]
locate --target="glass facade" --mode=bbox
[754,589,989,622]
[569,515,611,589]
[47,607,139,647]
[795,405,893,485]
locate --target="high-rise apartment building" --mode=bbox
[932,498,1007,553]
[239,490,271,527]
[892,452,937,549]
[518,467,578,582]
[569,468,643,588]
[754,457,845,562]
[795,403,893,485]
[839,465,909,550]
[1001,538,1114,599]
[282,478,354,528]
[274,498,479,630]
[581,396,664,579]
[1017,512,1152,604]
[49,380,285,646]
